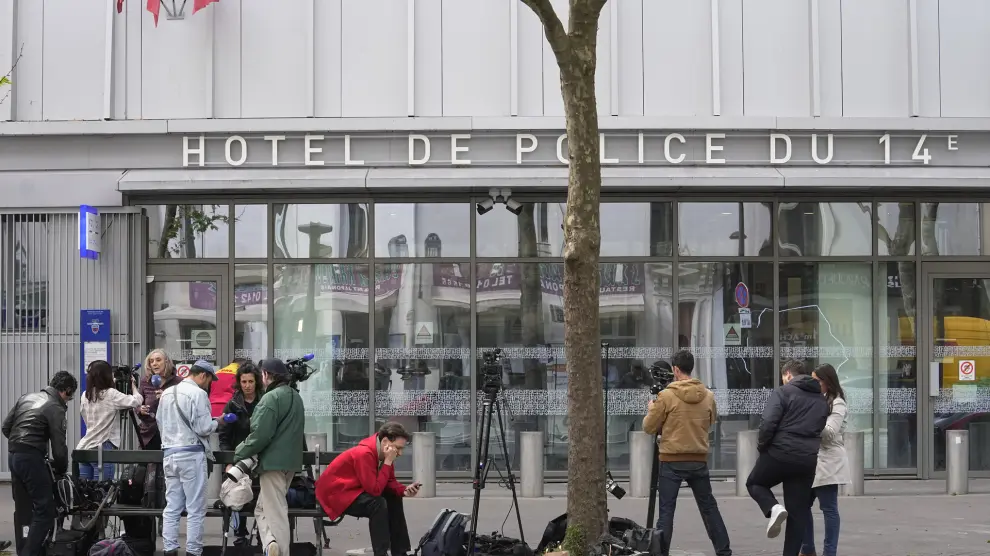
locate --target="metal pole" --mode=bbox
[520,431,544,498]
[412,431,436,498]
[629,431,654,498]
[207,432,221,503]
[841,431,865,496]
[946,429,969,495]
[735,430,759,497]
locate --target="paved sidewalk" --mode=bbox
[1,482,988,556]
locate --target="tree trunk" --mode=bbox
[558,15,607,556]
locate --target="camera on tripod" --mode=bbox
[649,361,675,396]
[111,363,141,393]
[480,348,504,391]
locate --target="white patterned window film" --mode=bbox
[273,264,371,452]
[373,262,472,473]
[879,261,917,469]
[779,262,875,467]
[472,262,672,473]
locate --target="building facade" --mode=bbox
[2,0,990,480]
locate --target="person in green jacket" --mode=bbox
[233,358,305,556]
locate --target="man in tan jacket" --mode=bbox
[643,350,732,556]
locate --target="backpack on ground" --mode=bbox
[47,528,101,556]
[416,508,468,556]
[536,513,567,554]
[117,465,147,505]
[89,538,137,556]
[141,463,166,509]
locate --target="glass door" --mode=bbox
[922,263,990,478]
[147,264,230,370]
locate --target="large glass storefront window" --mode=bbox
[879,261,917,469]
[678,202,772,256]
[778,202,871,256]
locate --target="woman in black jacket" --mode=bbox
[219,362,264,545]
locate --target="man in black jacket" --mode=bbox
[2,371,77,556]
[746,359,827,556]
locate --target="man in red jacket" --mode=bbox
[316,422,422,556]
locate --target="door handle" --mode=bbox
[929,361,940,397]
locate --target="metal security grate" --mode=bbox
[0,209,144,477]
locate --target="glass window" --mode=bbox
[373,263,472,472]
[778,202,871,256]
[234,264,268,362]
[474,262,672,473]
[273,203,370,259]
[234,205,268,258]
[1,214,48,330]
[877,202,915,256]
[151,279,219,363]
[145,204,230,258]
[678,202,772,256]
[879,262,917,469]
[600,203,673,256]
[476,201,564,258]
[779,262,874,466]
[678,262,774,471]
[920,202,990,256]
[273,263,371,451]
[375,203,469,258]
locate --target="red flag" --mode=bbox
[117,0,125,14]
[147,0,160,26]
[193,0,219,15]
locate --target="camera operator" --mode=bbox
[642,350,731,556]
[77,360,144,480]
[233,358,305,556]
[2,370,78,556]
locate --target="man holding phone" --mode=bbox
[316,422,420,556]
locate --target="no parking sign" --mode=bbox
[177,364,191,379]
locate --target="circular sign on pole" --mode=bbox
[176,364,191,378]
[734,282,750,308]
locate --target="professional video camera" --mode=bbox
[480,348,504,392]
[285,353,317,387]
[111,363,142,394]
[649,361,675,396]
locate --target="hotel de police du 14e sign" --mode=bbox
[181,131,964,168]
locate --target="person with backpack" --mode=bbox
[77,360,144,480]
[219,362,265,545]
[233,358,306,556]
[315,422,422,556]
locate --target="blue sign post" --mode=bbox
[80,309,111,435]
[79,205,101,260]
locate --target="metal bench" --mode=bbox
[71,448,343,556]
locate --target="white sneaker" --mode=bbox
[266,542,280,556]
[766,504,788,538]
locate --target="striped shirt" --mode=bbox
[77,388,143,450]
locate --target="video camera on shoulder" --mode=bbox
[285,353,316,388]
[649,361,674,396]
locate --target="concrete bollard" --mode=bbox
[207,432,221,502]
[840,431,865,496]
[946,429,969,495]
[412,432,436,498]
[629,432,655,498]
[736,430,759,497]
[520,431,545,498]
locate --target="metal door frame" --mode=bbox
[920,261,990,479]
[146,263,231,366]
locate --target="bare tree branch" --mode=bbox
[521,0,569,60]
[0,44,25,107]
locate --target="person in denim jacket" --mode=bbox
[157,360,222,556]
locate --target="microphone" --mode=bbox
[302,353,315,362]
[222,413,238,424]
[151,375,162,388]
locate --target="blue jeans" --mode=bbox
[801,484,840,556]
[162,450,208,556]
[77,441,115,481]
[655,462,732,556]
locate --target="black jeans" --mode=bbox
[746,453,816,556]
[344,492,410,556]
[655,461,732,556]
[10,451,56,556]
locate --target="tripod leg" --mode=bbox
[646,435,660,527]
[494,398,526,545]
[467,397,495,555]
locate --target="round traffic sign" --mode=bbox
[960,360,975,376]
[735,282,750,308]
[176,364,191,378]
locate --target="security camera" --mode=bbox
[505,198,523,215]
[476,198,495,215]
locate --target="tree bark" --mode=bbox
[522,0,608,552]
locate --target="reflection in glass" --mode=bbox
[779,262,874,466]
[877,202,915,256]
[678,262,774,470]
[151,280,219,363]
[931,277,990,472]
[373,263,472,472]
[473,262,672,472]
[273,264,371,452]
[678,202,772,256]
[145,204,230,258]
[234,205,268,258]
[778,202,871,256]
[375,204,469,258]
[476,202,673,257]
[273,203,370,259]
[879,262,917,469]
[234,264,268,361]
[1,214,48,330]
[920,203,990,256]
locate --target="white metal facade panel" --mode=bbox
[939,0,990,117]
[340,0,407,117]
[441,0,511,117]
[840,0,911,117]
[241,0,310,118]
[743,0,811,117]
[643,0,712,116]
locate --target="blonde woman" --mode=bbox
[135,349,180,449]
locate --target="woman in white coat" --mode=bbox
[799,363,849,556]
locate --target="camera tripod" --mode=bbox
[465,382,526,555]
